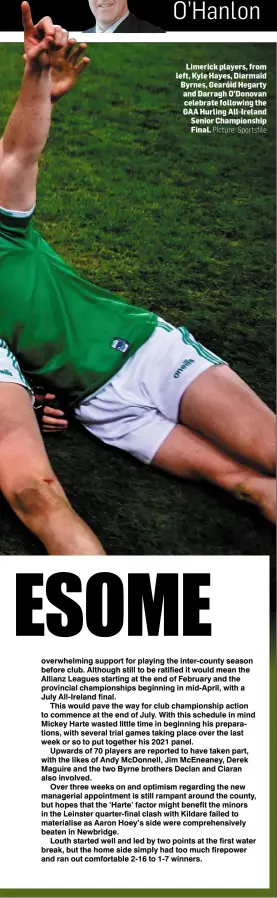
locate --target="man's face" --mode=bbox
[88,0,129,27]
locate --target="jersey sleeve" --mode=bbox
[0,338,34,403]
[0,205,35,243]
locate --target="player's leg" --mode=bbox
[76,324,275,521]
[0,383,105,554]
[152,422,276,523]
[179,365,276,476]
[147,323,275,475]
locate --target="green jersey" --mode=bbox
[0,209,157,405]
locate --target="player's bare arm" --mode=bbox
[0,3,89,211]
[0,23,54,210]
[21,2,90,98]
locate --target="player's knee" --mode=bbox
[4,474,66,522]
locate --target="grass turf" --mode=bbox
[0,42,275,556]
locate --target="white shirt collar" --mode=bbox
[96,10,129,32]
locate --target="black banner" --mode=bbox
[2,0,276,32]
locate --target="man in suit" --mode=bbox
[85,0,165,33]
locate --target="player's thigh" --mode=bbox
[151,419,247,482]
[0,383,55,491]
[179,365,276,472]
[152,422,210,479]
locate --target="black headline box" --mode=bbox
[2,0,276,32]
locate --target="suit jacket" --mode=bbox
[85,12,165,32]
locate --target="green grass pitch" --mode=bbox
[0,42,275,556]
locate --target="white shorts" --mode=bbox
[75,321,225,464]
[0,339,34,400]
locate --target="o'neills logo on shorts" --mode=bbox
[111,338,130,353]
[174,358,194,379]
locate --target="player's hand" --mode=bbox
[35,392,69,433]
[50,41,90,102]
[22,1,68,70]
